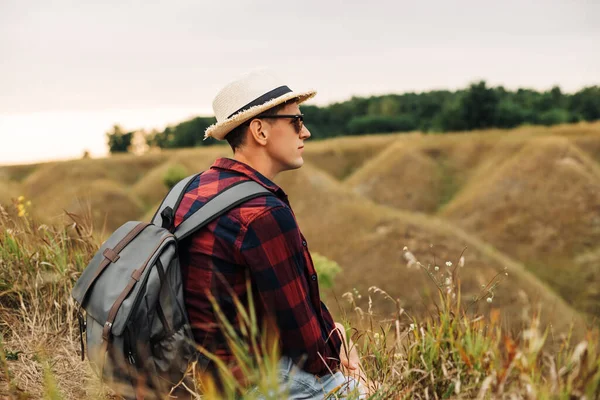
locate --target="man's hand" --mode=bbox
[335,323,357,371]
[334,323,367,384]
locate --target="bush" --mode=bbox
[346,115,417,135]
[459,81,499,130]
[106,124,133,153]
[537,108,572,126]
[494,99,531,128]
[162,164,188,189]
[311,252,341,290]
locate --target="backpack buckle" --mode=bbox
[160,207,174,230]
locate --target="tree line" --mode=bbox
[107,81,600,153]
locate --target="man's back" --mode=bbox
[175,157,342,377]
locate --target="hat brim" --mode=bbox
[204,89,316,141]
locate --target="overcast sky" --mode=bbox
[1,0,599,165]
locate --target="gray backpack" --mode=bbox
[71,174,272,399]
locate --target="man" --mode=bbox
[174,70,367,398]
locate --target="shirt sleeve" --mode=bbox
[239,205,341,375]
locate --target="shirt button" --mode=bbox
[311,274,317,281]
[302,240,307,247]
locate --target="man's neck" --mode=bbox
[233,152,279,181]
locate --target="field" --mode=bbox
[1,122,600,398]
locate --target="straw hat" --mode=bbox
[204,70,316,141]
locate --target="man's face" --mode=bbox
[263,102,311,172]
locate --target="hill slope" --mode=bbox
[345,141,451,213]
[275,163,584,334]
[441,137,600,315]
[0,123,597,326]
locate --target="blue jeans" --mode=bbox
[251,356,367,399]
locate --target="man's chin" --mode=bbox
[284,158,304,171]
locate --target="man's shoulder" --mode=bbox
[235,195,290,227]
[183,170,289,227]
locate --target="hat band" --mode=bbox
[227,85,292,119]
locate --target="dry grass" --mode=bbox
[0,148,230,235]
[341,122,600,215]
[441,137,600,315]
[275,163,585,336]
[571,135,600,165]
[1,325,113,399]
[20,155,162,200]
[0,203,114,399]
[0,180,22,208]
[301,134,397,179]
[1,124,596,324]
[130,147,230,211]
[25,178,145,234]
[335,123,600,317]
[345,141,448,213]
[0,163,41,183]
[2,201,597,399]
[130,161,190,209]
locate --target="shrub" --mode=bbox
[538,108,572,126]
[106,124,133,153]
[162,164,188,189]
[311,252,342,290]
[346,115,417,135]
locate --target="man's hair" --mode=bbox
[225,99,298,153]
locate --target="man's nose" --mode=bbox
[300,125,311,139]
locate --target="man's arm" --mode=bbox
[238,205,341,375]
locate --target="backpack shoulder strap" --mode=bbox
[151,173,201,228]
[174,180,273,242]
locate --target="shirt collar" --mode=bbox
[210,157,288,200]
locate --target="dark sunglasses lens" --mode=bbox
[294,117,303,133]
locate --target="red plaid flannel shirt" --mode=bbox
[175,157,342,376]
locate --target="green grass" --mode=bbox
[1,201,599,399]
[434,159,461,213]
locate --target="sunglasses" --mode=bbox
[258,114,305,133]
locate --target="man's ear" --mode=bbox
[248,119,269,146]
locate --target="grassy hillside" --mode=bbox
[2,122,600,398]
[300,134,397,180]
[1,207,597,399]
[275,164,583,335]
[1,122,598,321]
[343,122,600,213]
[345,141,452,213]
[441,137,600,315]
[340,122,600,317]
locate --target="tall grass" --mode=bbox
[1,199,599,399]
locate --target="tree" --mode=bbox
[106,125,133,154]
[538,108,571,126]
[149,117,219,149]
[135,84,600,145]
[494,99,530,128]
[436,97,468,132]
[569,86,600,121]
[459,81,499,130]
[347,115,417,135]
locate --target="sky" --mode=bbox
[1,0,599,165]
